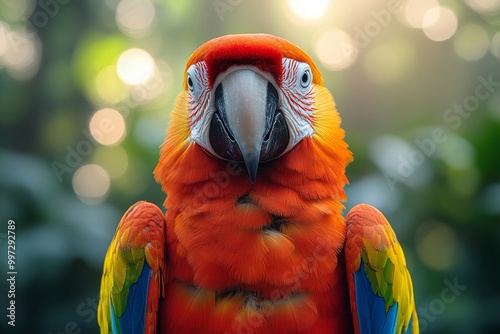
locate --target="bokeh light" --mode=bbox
[89,108,126,145]
[422,7,458,42]
[491,31,500,59]
[402,0,440,29]
[117,48,155,85]
[369,135,433,189]
[346,175,401,214]
[0,21,8,59]
[453,24,489,61]
[287,0,329,20]
[436,134,478,197]
[116,0,156,37]
[72,164,111,204]
[129,59,173,104]
[0,24,41,80]
[0,0,35,21]
[436,134,475,170]
[314,29,357,71]
[92,145,129,179]
[416,220,459,270]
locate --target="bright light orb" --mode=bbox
[117,48,155,85]
[423,7,458,42]
[116,0,156,37]
[453,24,489,61]
[315,29,357,71]
[130,59,172,104]
[491,31,500,60]
[287,0,329,20]
[1,0,34,21]
[403,0,440,29]
[1,27,41,80]
[89,108,126,146]
[72,164,111,204]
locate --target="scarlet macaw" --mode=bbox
[98,34,418,333]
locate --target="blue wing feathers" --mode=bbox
[110,302,121,334]
[118,262,151,334]
[354,260,401,334]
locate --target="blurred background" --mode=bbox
[0,0,499,332]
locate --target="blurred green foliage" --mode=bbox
[0,0,499,333]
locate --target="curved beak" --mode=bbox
[209,69,289,182]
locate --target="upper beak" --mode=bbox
[209,69,289,182]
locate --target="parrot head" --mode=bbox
[182,34,326,182]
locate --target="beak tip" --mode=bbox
[249,173,257,184]
[242,149,260,183]
[245,159,259,184]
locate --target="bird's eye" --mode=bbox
[186,64,199,96]
[297,63,312,91]
[301,72,308,85]
[187,75,195,92]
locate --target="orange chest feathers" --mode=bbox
[158,140,354,333]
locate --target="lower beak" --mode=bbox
[209,69,289,182]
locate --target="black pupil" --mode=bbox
[302,72,308,84]
[188,77,193,87]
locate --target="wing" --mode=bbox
[98,201,166,334]
[345,204,418,334]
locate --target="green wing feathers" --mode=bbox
[345,204,418,333]
[98,201,166,334]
